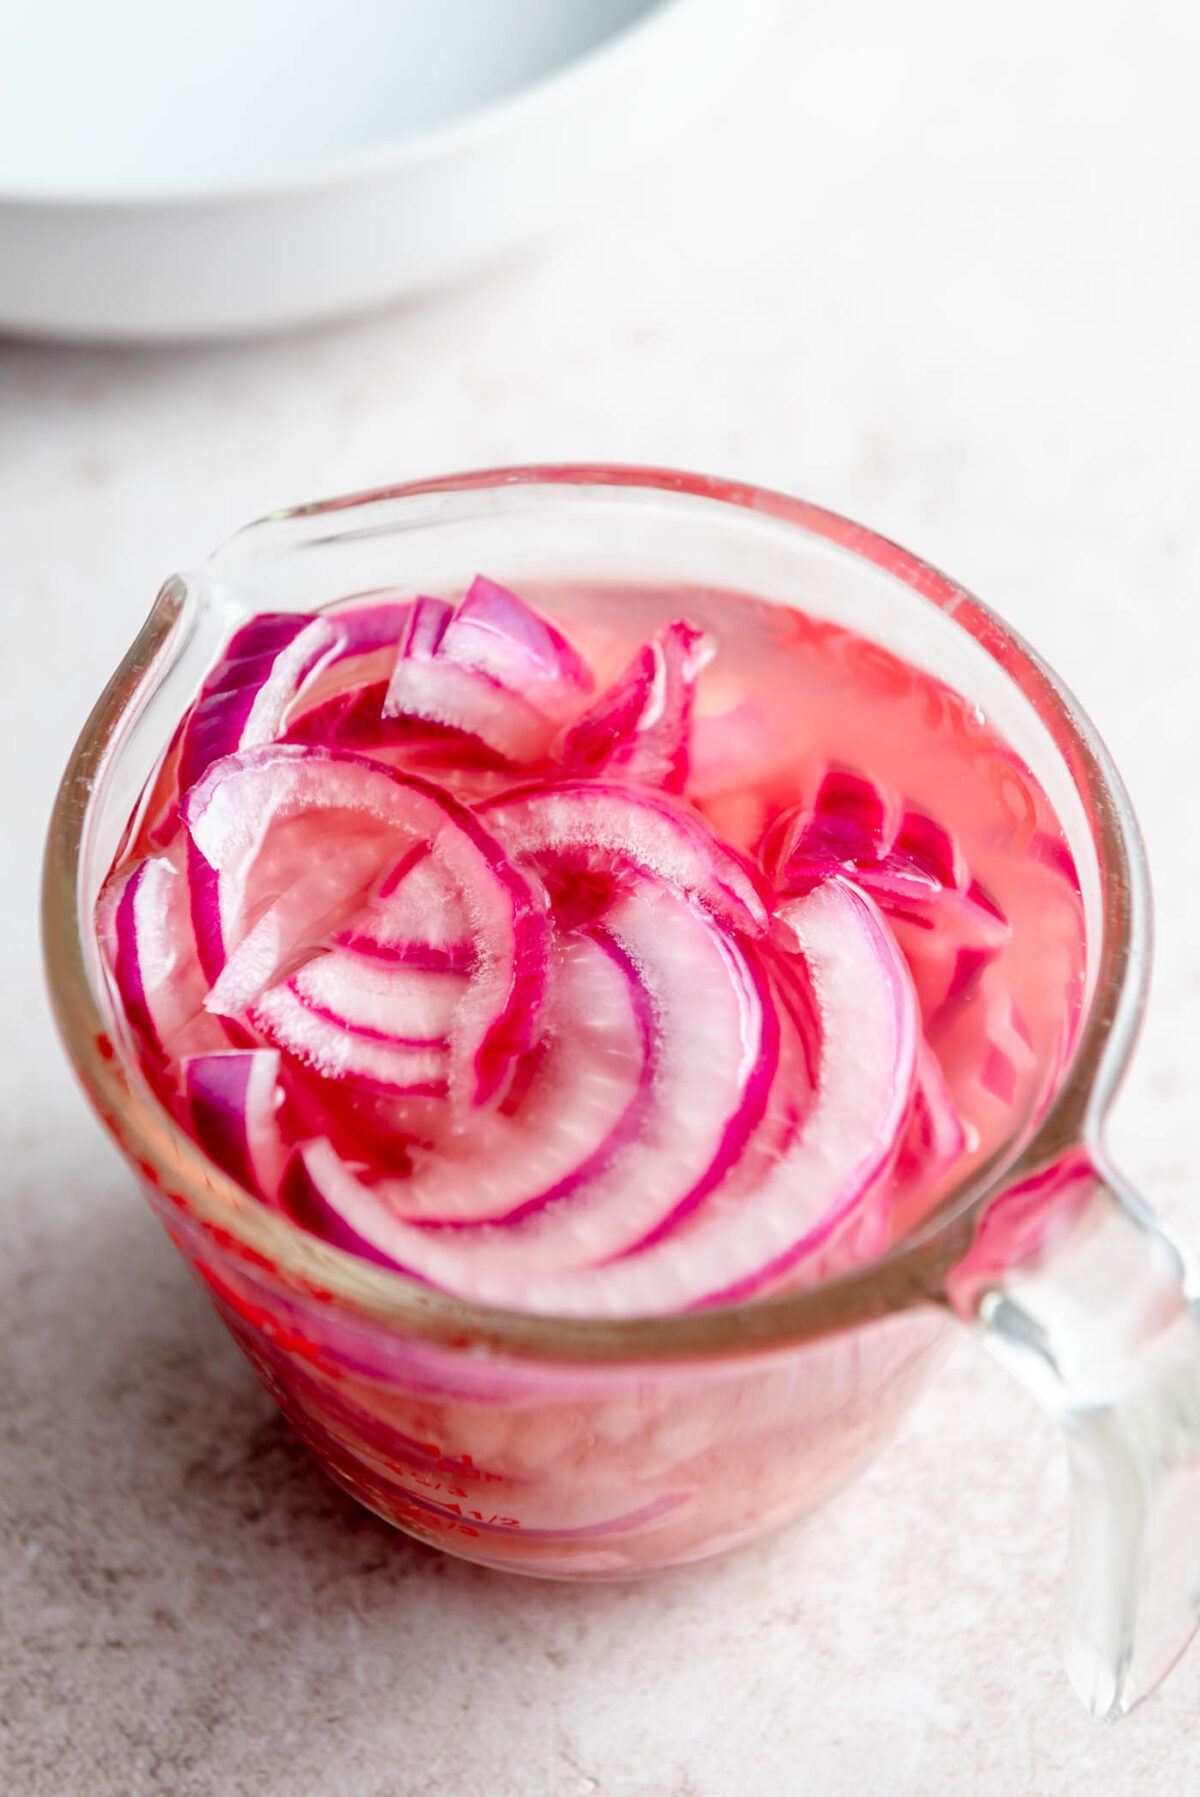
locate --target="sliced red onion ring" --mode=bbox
[482,779,770,935]
[764,765,901,891]
[383,657,558,764]
[178,601,416,793]
[185,1048,287,1199]
[768,766,1006,926]
[281,1150,419,1269]
[440,576,593,711]
[290,884,778,1302]
[283,600,415,708]
[183,744,550,1103]
[889,886,1010,1022]
[280,1063,445,1176]
[249,983,450,1096]
[286,953,465,1048]
[181,743,477,983]
[181,598,501,793]
[98,853,226,1063]
[381,586,580,763]
[283,681,513,795]
[177,613,338,792]
[201,841,410,1016]
[334,846,475,971]
[767,764,1010,1018]
[559,619,708,792]
[372,930,651,1226]
[522,878,918,1315]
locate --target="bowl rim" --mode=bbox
[0,0,715,212]
[42,461,1149,1362]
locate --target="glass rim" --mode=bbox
[42,462,1149,1363]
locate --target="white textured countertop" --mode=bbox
[4,3,1200,1791]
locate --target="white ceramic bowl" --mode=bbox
[0,0,765,341]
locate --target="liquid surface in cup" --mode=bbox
[97,577,1085,1317]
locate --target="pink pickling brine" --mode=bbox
[97,575,1086,1319]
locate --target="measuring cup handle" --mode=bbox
[946,1148,1200,1718]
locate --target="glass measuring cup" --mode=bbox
[43,464,1200,1720]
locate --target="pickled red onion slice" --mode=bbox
[439,575,593,710]
[183,743,550,1103]
[185,1048,287,1199]
[99,853,225,1064]
[178,613,338,792]
[246,953,464,1096]
[178,600,416,791]
[483,779,769,935]
[287,955,464,1047]
[767,764,1011,1020]
[381,581,590,761]
[766,766,900,887]
[333,847,475,971]
[291,883,778,1301]
[559,619,708,792]
[384,650,558,763]
[522,878,918,1315]
[350,929,652,1227]
[283,681,512,792]
[249,983,450,1096]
